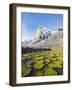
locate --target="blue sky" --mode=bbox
[21,12,63,42]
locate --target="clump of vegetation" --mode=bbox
[34,61,44,69]
[44,67,57,76]
[22,66,31,77]
[21,48,63,77]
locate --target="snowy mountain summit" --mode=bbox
[34,26,52,41]
[22,25,63,48]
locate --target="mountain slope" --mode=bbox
[22,26,63,49]
[44,31,63,48]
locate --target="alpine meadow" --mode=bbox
[21,12,63,77]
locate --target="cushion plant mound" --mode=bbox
[22,67,31,77]
[34,61,44,69]
[44,67,57,76]
[36,70,43,76]
[48,61,62,68]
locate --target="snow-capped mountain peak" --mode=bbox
[22,25,63,48]
[34,25,52,41]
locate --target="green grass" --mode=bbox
[34,61,44,69]
[22,48,63,77]
[44,67,57,76]
[22,67,31,77]
[36,70,44,76]
[48,61,62,68]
